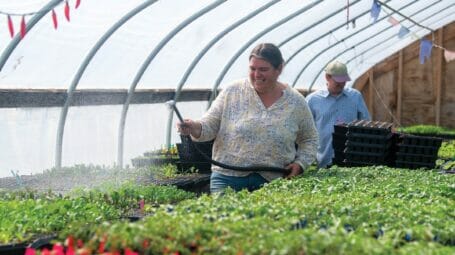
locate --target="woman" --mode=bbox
[178,43,318,193]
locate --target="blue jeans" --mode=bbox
[210,172,268,193]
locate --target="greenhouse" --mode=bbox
[0,0,454,254]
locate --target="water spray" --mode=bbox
[165,100,290,174]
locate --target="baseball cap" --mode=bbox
[325,60,351,83]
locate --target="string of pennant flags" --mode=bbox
[371,0,455,63]
[0,0,81,39]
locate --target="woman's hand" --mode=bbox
[177,119,202,138]
[284,163,303,178]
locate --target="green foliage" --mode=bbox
[398,125,455,136]
[0,183,195,245]
[438,140,455,159]
[60,166,455,254]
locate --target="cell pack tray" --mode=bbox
[397,144,440,156]
[345,140,393,153]
[346,132,394,144]
[397,134,443,147]
[333,123,348,135]
[344,150,392,164]
[347,120,393,135]
[395,152,438,164]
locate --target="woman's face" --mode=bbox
[249,56,282,94]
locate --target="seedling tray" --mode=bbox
[347,120,393,135]
[397,134,443,147]
[333,123,348,135]
[346,132,394,144]
[343,159,381,167]
[345,140,393,153]
[396,152,437,164]
[345,151,392,164]
[397,144,439,156]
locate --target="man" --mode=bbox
[306,60,370,168]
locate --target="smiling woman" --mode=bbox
[177,43,319,193]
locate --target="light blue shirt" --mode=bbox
[306,87,370,168]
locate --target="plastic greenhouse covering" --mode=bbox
[0,0,454,177]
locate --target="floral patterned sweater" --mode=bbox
[193,78,318,181]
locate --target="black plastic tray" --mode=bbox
[347,120,393,135]
[346,132,394,144]
[395,160,436,169]
[333,123,348,135]
[395,152,437,164]
[397,134,443,147]
[397,144,439,156]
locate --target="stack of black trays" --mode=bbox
[332,123,348,166]
[176,135,213,173]
[395,134,442,169]
[344,120,395,167]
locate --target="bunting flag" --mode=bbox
[387,16,399,26]
[2,0,82,38]
[419,39,433,64]
[20,16,26,39]
[444,50,455,62]
[64,1,71,21]
[370,0,381,22]
[398,26,410,38]
[52,9,58,29]
[7,15,14,38]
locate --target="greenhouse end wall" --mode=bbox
[354,21,455,129]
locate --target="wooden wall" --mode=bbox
[354,21,455,128]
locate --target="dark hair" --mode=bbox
[249,43,284,69]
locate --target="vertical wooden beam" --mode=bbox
[434,29,443,126]
[397,50,403,126]
[368,69,374,120]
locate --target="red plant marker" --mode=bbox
[75,0,81,9]
[53,243,65,255]
[65,236,75,255]
[77,239,84,248]
[64,1,70,21]
[125,248,139,255]
[20,16,26,39]
[41,248,51,255]
[52,9,58,29]
[7,15,14,38]
[25,247,36,255]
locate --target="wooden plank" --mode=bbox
[353,73,369,92]
[397,50,403,125]
[0,89,217,108]
[368,70,374,120]
[434,28,443,125]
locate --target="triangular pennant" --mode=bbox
[419,39,433,64]
[64,1,70,21]
[444,49,455,62]
[7,15,14,38]
[398,26,410,38]
[52,9,58,29]
[370,0,381,23]
[387,16,399,26]
[20,16,26,39]
[75,0,81,9]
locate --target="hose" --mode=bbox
[166,100,290,175]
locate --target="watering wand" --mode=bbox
[165,100,290,174]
